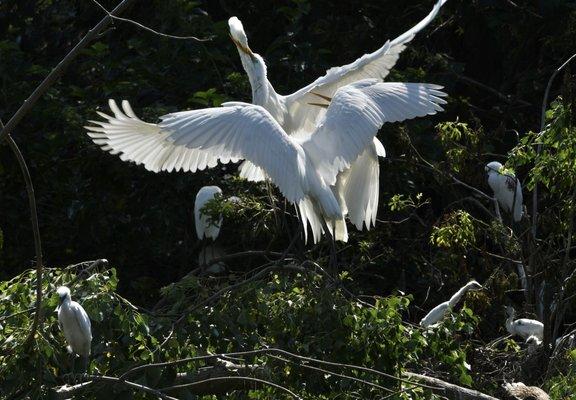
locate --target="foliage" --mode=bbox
[430,210,476,251]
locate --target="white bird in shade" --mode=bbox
[485,161,523,222]
[56,286,92,374]
[228,0,449,235]
[195,185,223,241]
[85,79,446,243]
[505,306,544,341]
[503,382,550,400]
[420,280,482,327]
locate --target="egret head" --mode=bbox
[57,286,71,304]
[485,161,503,176]
[467,280,483,291]
[505,305,516,318]
[228,17,256,60]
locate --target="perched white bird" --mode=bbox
[86,80,446,243]
[229,0,449,233]
[420,280,482,327]
[485,161,523,222]
[505,306,544,341]
[56,286,92,373]
[195,185,223,240]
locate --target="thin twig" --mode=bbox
[53,374,179,400]
[89,0,211,42]
[1,122,44,347]
[0,0,136,143]
[532,52,576,239]
[160,376,301,399]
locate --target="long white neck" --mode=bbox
[238,52,286,127]
[448,282,473,308]
[505,310,515,334]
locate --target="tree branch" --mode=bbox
[0,0,136,143]
[0,120,44,348]
[89,0,211,41]
[403,372,499,400]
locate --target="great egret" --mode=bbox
[505,306,544,341]
[229,0,449,233]
[195,185,223,240]
[86,80,446,243]
[503,382,550,400]
[56,286,92,375]
[420,280,482,327]
[485,161,523,222]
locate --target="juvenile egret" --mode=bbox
[229,0,449,232]
[56,286,92,374]
[485,161,523,222]
[86,80,447,243]
[195,185,223,240]
[503,382,550,400]
[420,280,482,327]
[505,306,544,341]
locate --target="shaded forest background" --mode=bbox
[1,0,573,301]
[1,0,576,398]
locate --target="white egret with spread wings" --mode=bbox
[228,0,449,233]
[86,80,446,243]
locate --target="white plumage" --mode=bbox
[420,280,482,327]
[503,382,550,400]
[86,81,447,243]
[56,286,92,369]
[505,306,544,341]
[485,161,523,222]
[229,0,448,233]
[195,185,223,240]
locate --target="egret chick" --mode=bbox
[485,161,523,222]
[505,306,544,341]
[56,286,92,375]
[420,280,482,327]
[195,186,223,240]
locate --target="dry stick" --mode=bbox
[0,0,136,143]
[89,0,211,41]
[1,123,43,347]
[53,375,179,400]
[403,372,499,400]
[268,354,394,394]
[120,347,439,391]
[160,376,301,399]
[531,52,576,239]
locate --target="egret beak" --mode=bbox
[230,34,256,60]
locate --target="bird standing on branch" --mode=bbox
[195,185,223,241]
[420,280,482,327]
[485,161,523,222]
[56,286,92,377]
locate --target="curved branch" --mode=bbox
[1,123,43,347]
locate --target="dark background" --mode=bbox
[0,0,575,304]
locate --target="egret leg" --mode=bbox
[319,219,338,273]
[70,354,76,384]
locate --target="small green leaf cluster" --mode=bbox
[430,210,476,251]
[436,122,481,173]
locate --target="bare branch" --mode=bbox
[403,372,499,400]
[160,376,301,399]
[52,374,179,400]
[89,0,211,42]
[0,0,136,143]
[532,52,576,239]
[0,120,44,348]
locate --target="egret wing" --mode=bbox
[86,101,307,203]
[303,80,447,186]
[72,303,92,342]
[283,0,448,133]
